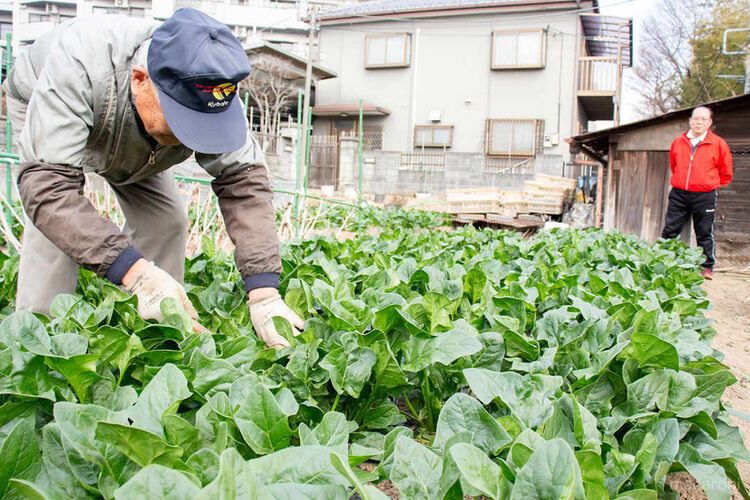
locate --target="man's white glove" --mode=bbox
[125,261,207,334]
[248,290,304,348]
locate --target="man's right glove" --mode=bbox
[125,261,207,334]
[248,290,304,348]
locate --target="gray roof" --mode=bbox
[319,0,585,21]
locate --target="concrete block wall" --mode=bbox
[338,138,565,197]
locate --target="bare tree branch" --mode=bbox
[628,0,711,117]
[241,54,299,146]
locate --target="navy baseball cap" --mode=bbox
[148,8,250,154]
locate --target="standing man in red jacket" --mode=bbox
[661,106,733,279]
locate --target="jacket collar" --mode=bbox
[682,129,717,145]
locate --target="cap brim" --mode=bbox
[157,87,247,154]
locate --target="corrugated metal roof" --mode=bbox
[319,0,576,21]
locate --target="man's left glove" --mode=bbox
[125,261,208,334]
[248,290,304,348]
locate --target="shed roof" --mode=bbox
[245,41,337,80]
[568,93,750,158]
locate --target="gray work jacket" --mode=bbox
[9,15,281,288]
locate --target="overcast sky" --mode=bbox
[598,0,657,123]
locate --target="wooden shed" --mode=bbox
[569,94,750,267]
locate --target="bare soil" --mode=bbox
[667,271,750,499]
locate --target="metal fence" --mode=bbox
[399,151,446,171]
[483,156,535,174]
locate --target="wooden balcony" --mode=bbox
[577,56,620,121]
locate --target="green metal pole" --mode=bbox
[303,111,312,198]
[4,32,13,225]
[293,91,303,236]
[243,92,249,115]
[358,98,363,204]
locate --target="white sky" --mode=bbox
[598,0,658,123]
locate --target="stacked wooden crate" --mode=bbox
[445,174,577,220]
[517,174,577,215]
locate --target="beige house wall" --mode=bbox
[317,10,582,158]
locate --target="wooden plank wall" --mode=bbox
[715,146,750,266]
[716,150,750,235]
[711,107,750,266]
[612,150,670,243]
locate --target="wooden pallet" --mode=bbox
[454,213,544,230]
[446,187,507,202]
[535,173,578,191]
[446,174,575,218]
[447,199,505,214]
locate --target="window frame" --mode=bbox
[92,5,145,16]
[413,125,454,149]
[28,13,51,23]
[365,33,411,69]
[491,28,547,70]
[485,118,544,157]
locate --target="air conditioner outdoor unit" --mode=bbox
[235,26,248,38]
[114,0,129,7]
[46,4,59,14]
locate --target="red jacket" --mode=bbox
[669,129,733,192]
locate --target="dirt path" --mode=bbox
[668,271,750,498]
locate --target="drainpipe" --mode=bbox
[555,27,563,140]
[409,28,420,151]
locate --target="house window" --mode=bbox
[92,6,145,16]
[28,14,51,23]
[365,33,411,68]
[414,125,453,148]
[363,124,383,150]
[485,119,544,157]
[175,0,202,7]
[491,29,546,69]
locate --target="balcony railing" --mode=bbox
[578,56,619,94]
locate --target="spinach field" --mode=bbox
[0,212,747,499]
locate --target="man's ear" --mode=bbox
[131,65,149,95]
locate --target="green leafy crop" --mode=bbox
[0,213,746,500]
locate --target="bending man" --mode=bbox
[5,8,302,347]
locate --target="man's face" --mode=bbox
[689,108,712,137]
[131,66,182,146]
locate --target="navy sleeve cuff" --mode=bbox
[104,246,143,285]
[244,272,280,292]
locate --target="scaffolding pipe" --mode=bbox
[4,33,13,226]
[303,111,312,197]
[293,91,303,235]
[357,98,363,204]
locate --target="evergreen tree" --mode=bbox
[681,0,750,106]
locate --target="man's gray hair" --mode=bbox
[691,106,713,119]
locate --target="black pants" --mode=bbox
[661,188,717,269]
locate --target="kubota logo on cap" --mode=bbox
[194,82,237,100]
[212,83,237,100]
